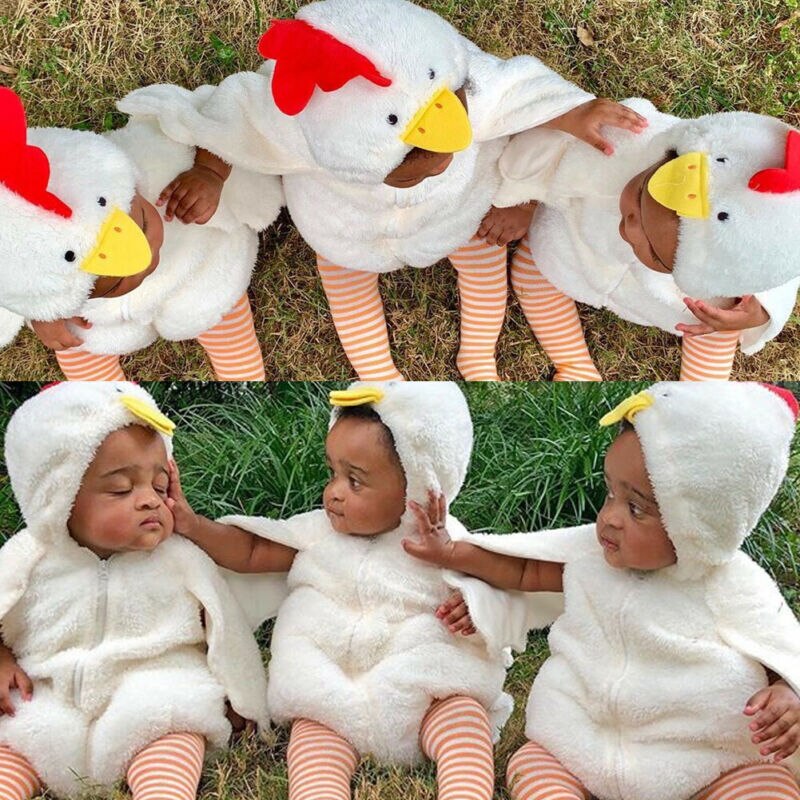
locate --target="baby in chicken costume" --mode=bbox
[0,382,269,800]
[119,0,645,381]
[495,100,800,380]
[406,382,800,800]
[167,381,529,800]
[0,88,282,380]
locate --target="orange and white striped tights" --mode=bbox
[55,294,265,381]
[317,237,508,382]
[510,239,741,381]
[507,741,800,800]
[0,731,205,800]
[286,695,495,800]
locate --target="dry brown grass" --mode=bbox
[0,1,797,379]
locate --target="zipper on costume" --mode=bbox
[72,559,111,706]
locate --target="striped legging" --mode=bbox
[510,238,741,381]
[317,237,508,381]
[507,741,800,800]
[55,294,265,381]
[0,732,205,800]
[286,694,496,800]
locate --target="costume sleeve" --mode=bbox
[174,538,271,729]
[214,510,327,629]
[0,309,25,348]
[740,277,800,355]
[0,531,44,624]
[706,552,800,697]
[444,523,597,650]
[463,38,594,144]
[116,70,314,176]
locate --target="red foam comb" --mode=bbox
[760,383,800,421]
[0,88,72,218]
[258,19,391,116]
[748,129,800,194]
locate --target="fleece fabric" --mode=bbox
[495,99,799,354]
[0,383,269,798]
[118,0,593,273]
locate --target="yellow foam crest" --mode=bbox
[599,391,654,427]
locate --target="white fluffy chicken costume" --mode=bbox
[117,0,594,380]
[0,88,282,375]
[218,381,523,763]
[495,100,800,379]
[0,383,269,798]
[464,382,800,800]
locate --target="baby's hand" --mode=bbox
[477,202,537,246]
[30,317,92,351]
[436,591,476,636]
[166,460,199,538]
[402,490,454,567]
[745,681,800,762]
[0,646,32,717]
[677,295,769,336]
[545,98,648,156]
[157,165,224,225]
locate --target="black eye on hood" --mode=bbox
[716,157,728,164]
[64,250,76,262]
[428,68,435,80]
[98,196,107,207]
[387,114,398,125]
[717,212,730,221]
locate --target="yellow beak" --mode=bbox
[599,391,654,427]
[647,152,709,219]
[80,207,152,277]
[401,87,472,153]
[330,387,385,407]
[120,395,176,436]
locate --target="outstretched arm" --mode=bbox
[167,460,297,573]
[401,491,564,592]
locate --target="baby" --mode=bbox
[0,87,281,381]
[0,382,268,800]
[494,102,800,380]
[405,382,800,800]
[118,0,645,381]
[167,381,523,800]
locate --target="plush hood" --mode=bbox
[0,89,151,332]
[4,382,174,543]
[600,382,798,580]
[257,0,472,183]
[645,111,800,297]
[329,381,472,510]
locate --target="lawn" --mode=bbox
[0,1,798,380]
[1,381,798,799]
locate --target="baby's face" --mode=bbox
[382,87,467,189]
[89,192,165,299]
[596,428,676,571]
[68,424,174,558]
[323,416,407,536]
[618,155,680,273]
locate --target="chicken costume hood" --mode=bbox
[118,0,593,273]
[216,381,531,764]
[463,382,800,800]
[0,383,270,797]
[0,88,282,354]
[496,100,800,350]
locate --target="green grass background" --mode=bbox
[0,0,798,380]
[0,381,798,799]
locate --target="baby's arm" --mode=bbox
[157,147,232,224]
[167,460,297,573]
[541,99,648,156]
[744,674,800,763]
[402,491,564,592]
[0,640,32,716]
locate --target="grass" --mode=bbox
[0,381,798,799]
[0,1,798,380]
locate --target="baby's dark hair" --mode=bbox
[336,405,401,465]
[618,418,635,433]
